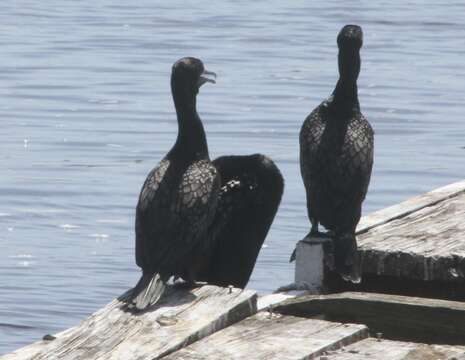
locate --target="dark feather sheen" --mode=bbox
[193,154,284,288]
[127,57,221,310]
[300,25,374,281]
[135,158,220,278]
[130,58,284,310]
[300,103,373,233]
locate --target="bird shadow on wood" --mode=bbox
[117,283,198,315]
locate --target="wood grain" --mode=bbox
[272,291,465,344]
[327,338,465,359]
[356,180,465,233]
[340,180,465,283]
[358,189,465,282]
[1,285,256,360]
[163,312,368,360]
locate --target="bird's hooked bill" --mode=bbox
[198,69,217,86]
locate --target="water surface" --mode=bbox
[1,0,464,353]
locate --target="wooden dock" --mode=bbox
[163,313,367,359]
[3,180,465,359]
[325,338,465,360]
[1,285,371,360]
[272,291,465,345]
[295,180,465,299]
[1,285,256,360]
[5,287,465,359]
[357,179,465,283]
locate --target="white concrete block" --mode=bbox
[295,237,330,292]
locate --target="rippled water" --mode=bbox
[1,0,464,353]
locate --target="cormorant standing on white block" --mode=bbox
[296,25,374,283]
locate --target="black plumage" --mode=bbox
[126,58,220,310]
[298,25,374,282]
[125,57,283,310]
[194,154,284,288]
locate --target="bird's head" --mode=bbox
[337,25,363,51]
[171,57,216,97]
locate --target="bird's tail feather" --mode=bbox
[125,273,166,311]
[334,233,361,283]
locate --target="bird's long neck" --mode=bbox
[331,48,360,116]
[171,86,209,161]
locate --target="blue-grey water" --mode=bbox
[1,0,464,354]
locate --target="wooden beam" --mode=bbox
[293,181,465,295]
[163,312,368,359]
[1,285,256,360]
[272,292,465,345]
[356,179,465,234]
[257,292,300,311]
[357,189,465,282]
[326,338,465,359]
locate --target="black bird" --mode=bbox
[296,25,374,282]
[194,154,284,288]
[125,57,283,310]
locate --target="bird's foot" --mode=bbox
[173,280,205,290]
[275,282,311,292]
[301,230,334,247]
[303,229,333,242]
[341,272,362,284]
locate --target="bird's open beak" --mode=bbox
[198,69,217,87]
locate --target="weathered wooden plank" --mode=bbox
[357,189,465,282]
[327,338,465,359]
[293,181,465,296]
[1,285,256,360]
[257,290,309,311]
[163,312,368,359]
[257,293,297,311]
[272,292,465,344]
[356,179,465,233]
